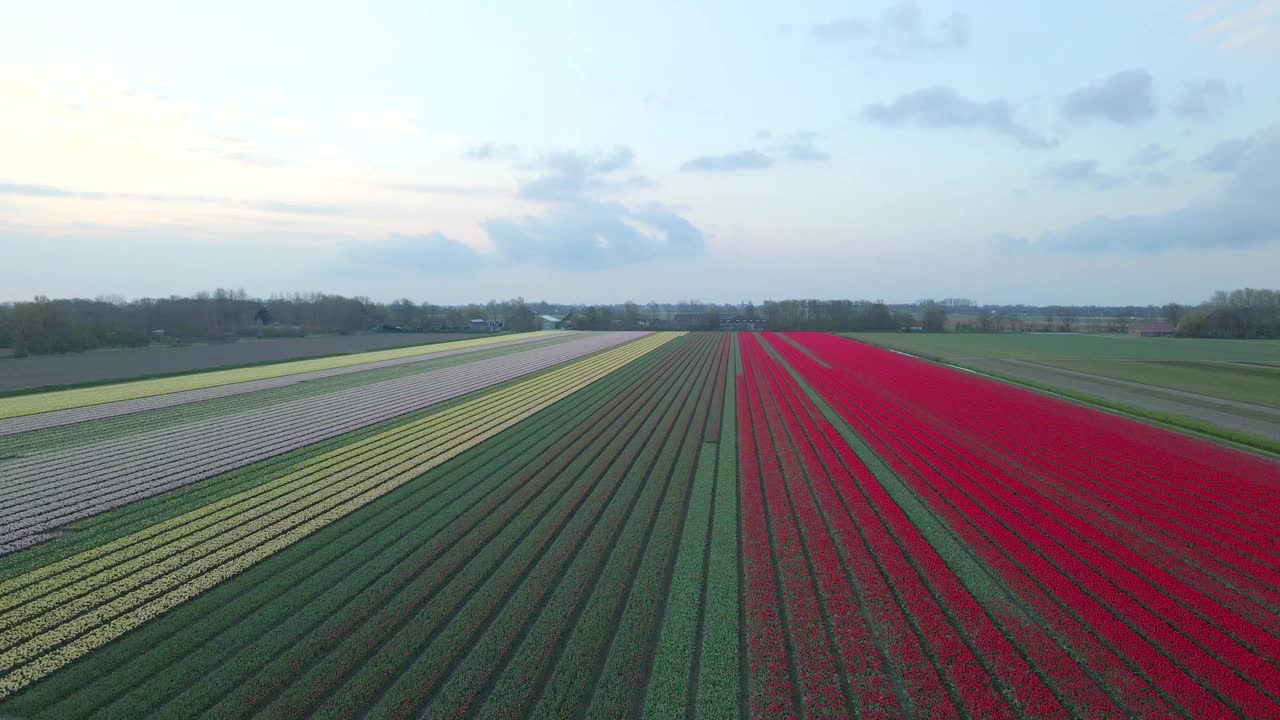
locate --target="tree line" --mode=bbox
[0,291,549,357]
[1171,288,1280,338]
[5,288,1278,357]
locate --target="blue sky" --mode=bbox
[2,0,1278,304]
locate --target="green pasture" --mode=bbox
[848,332,1280,408]
[847,332,1280,363]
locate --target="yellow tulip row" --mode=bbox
[0,331,564,419]
[0,331,679,698]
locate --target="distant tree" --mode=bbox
[976,308,994,332]
[386,299,418,328]
[0,307,11,348]
[921,300,947,333]
[573,305,615,330]
[253,306,272,326]
[576,307,597,330]
[864,302,893,331]
[1176,312,1206,337]
[621,302,640,329]
[502,298,537,332]
[1162,302,1183,327]
[444,308,465,329]
[11,296,66,356]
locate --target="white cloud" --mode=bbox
[813,1,968,56]
[0,68,506,243]
[270,118,306,135]
[217,104,244,126]
[351,110,421,135]
[1187,0,1280,56]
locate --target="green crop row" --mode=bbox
[480,334,719,720]
[584,335,729,720]
[0,333,677,699]
[6,335,686,720]
[557,334,720,718]
[698,330,743,718]
[413,335,720,720]
[241,336,707,720]
[640,441,719,719]
[642,333,742,719]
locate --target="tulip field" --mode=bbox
[0,330,1277,718]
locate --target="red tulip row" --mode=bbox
[739,335,943,718]
[944,375,1280,606]
[738,363,798,719]
[775,331,1280,719]
[943,410,1280,638]
[927,368,1280,562]
[740,335,850,718]
[766,333,1178,717]
[746,338,901,719]
[740,332,1068,718]
[763,336,1084,719]
[829,335,1280,706]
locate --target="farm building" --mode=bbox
[1129,321,1176,337]
[538,314,567,330]
[719,315,764,331]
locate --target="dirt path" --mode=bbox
[1002,359,1280,418]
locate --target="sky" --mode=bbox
[2,0,1279,305]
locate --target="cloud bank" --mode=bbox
[344,232,484,274]
[1062,70,1156,125]
[770,132,831,162]
[813,1,968,55]
[999,127,1280,254]
[1174,78,1234,119]
[361,144,707,271]
[1196,137,1256,172]
[486,201,703,269]
[680,150,774,172]
[1129,143,1175,167]
[1043,160,1120,190]
[680,132,831,171]
[862,86,1055,149]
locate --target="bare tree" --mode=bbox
[921,300,947,333]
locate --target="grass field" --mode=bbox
[848,331,1280,363]
[1,330,1277,718]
